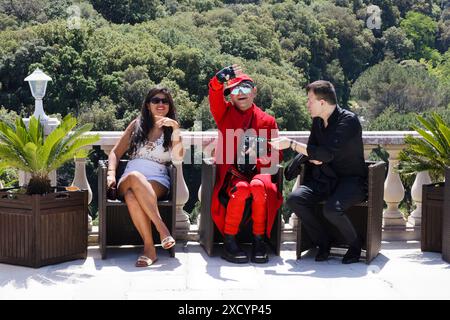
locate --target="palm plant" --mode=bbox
[399,112,450,180]
[0,115,99,195]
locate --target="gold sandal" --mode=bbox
[161,236,176,250]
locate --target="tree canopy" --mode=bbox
[0,0,448,132]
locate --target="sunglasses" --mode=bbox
[150,97,170,105]
[230,86,252,96]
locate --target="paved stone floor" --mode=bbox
[0,241,449,300]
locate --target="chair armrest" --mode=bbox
[367,161,386,213]
[98,160,108,205]
[167,163,177,203]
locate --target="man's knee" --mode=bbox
[286,192,310,210]
[230,181,251,200]
[323,200,345,218]
[250,179,266,200]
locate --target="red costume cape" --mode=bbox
[208,77,283,238]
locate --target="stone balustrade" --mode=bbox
[72,130,424,240]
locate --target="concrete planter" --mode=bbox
[0,188,88,268]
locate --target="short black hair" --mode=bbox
[306,80,337,105]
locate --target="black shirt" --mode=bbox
[306,105,367,179]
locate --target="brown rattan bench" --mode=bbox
[98,159,176,259]
[199,158,284,257]
[295,161,386,264]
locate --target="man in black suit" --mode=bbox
[270,80,367,264]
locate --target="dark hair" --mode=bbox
[129,86,178,156]
[306,80,337,105]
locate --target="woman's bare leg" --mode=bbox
[119,172,172,240]
[123,189,157,262]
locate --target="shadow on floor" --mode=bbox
[0,258,93,289]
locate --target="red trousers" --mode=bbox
[224,175,268,236]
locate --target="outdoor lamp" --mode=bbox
[24,68,52,121]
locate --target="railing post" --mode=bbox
[72,153,93,231]
[383,146,406,226]
[408,171,431,226]
[197,184,202,226]
[173,160,190,240]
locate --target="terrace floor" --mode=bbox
[0,241,449,300]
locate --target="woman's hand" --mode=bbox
[107,175,116,189]
[155,116,180,129]
[268,137,291,150]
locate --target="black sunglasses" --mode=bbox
[150,97,169,105]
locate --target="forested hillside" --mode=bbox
[1,0,449,132]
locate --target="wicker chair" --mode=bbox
[98,159,176,259]
[199,158,284,257]
[442,167,450,263]
[295,161,386,264]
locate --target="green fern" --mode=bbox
[0,115,99,194]
[399,112,450,180]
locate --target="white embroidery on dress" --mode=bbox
[131,135,171,164]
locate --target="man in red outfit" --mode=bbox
[208,64,283,263]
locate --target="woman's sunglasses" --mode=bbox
[150,97,170,105]
[230,86,252,96]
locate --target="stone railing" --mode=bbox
[71,130,425,241]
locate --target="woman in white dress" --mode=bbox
[106,86,184,267]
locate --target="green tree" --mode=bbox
[351,59,449,120]
[400,11,438,60]
[382,26,414,60]
[90,0,166,24]
[78,96,125,131]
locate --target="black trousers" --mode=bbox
[287,176,367,249]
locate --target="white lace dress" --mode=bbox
[117,135,172,189]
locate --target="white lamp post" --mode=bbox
[24,68,52,122]
[20,68,59,187]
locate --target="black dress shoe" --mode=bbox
[251,234,269,263]
[315,245,330,262]
[221,234,249,264]
[342,246,361,264]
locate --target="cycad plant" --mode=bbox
[399,112,450,180]
[0,115,99,195]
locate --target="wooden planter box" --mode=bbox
[421,182,445,253]
[442,168,449,263]
[0,188,88,268]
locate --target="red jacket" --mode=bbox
[208,77,283,237]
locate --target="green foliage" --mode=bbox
[366,106,423,131]
[351,59,449,121]
[0,0,448,134]
[399,113,450,180]
[90,0,166,24]
[0,115,100,193]
[400,11,438,60]
[0,167,18,188]
[78,97,126,131]
[0,106,19,125]
[382,26,414,60]
[0,12,18,30]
